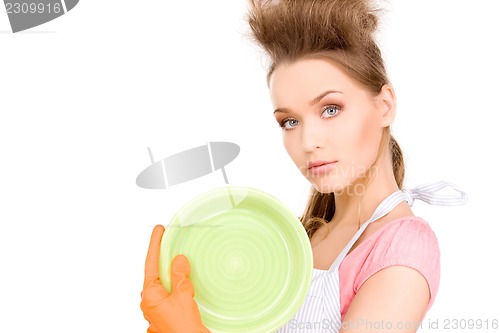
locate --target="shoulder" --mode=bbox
[339,216,441,319]
[365,216,440,262]
[357,216,440,278]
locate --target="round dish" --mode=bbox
[159,186,313,333]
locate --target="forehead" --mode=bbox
[269,58,364,106]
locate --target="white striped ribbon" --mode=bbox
[402,181,468,207]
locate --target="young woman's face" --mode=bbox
[269,58,393,194]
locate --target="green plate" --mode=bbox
[159,186,313,333]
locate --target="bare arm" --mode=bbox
[340,266,429,333]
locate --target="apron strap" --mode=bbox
[328,181,467,272]
[402,181,468,206]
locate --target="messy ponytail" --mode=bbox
[247,0,405,238]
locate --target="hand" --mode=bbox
[140,225,210,333]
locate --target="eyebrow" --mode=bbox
[273,90,343,114]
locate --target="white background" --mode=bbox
[1,1,499,332]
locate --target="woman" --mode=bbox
[140,1,466,332]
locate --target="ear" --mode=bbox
[376,84,396,127]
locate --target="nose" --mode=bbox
[301,118,323,152]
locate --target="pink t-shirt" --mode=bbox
[338,216,440,320]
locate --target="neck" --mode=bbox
[330,150,400,228]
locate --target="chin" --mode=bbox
[310,176,362,195]
[311,181,345,194]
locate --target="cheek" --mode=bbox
[283,134,297,159]
[283,133,304,167]
[346,110,382,169]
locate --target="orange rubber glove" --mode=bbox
[140,225,210,333]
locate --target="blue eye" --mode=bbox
[280,118,299,130]
[322,105,340,118]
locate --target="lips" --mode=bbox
[307,160,337,175]
[307,160,336,169]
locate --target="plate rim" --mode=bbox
[159,186,313,332]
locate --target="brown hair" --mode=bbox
[247,0,405,238]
